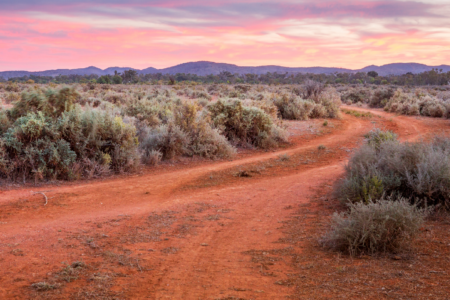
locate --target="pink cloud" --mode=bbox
[0,1,449,71]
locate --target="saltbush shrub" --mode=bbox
[207,99,286,148]
[0,108,11,135]
[139,124,189,160]
[321,197,427,255]
[341,88,372,104]
[364,128,397,150]
[0,88,140,181]
[272,88,340,120]
[336,130,450,208]
[273,94,314,120]
[369,88,394,107]
[136,101,235,162]
[384,89,450,117]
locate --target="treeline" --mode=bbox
[2,68,449,86]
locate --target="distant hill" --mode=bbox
[1,62,449,79]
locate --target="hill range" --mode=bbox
[1,61,449,80]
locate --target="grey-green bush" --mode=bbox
[207,99,286,148]
[0,88,140,182]
[336,131,450,208]
[272,88,340,120]
[321,197,427,255]
[369,88,394,108]
[364,128,397,150]
[137,101,236,161]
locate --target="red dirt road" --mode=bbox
[0,107,448,299]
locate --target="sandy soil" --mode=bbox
[0,106,449,299]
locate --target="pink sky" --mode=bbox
[1,0,450,71]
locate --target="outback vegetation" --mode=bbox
[0,80,340,182]
[321,128,450,256]
[340,85,450,118]
[336,129,450,207]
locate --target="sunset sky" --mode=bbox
[1,0,450,71]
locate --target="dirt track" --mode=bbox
[0,107,448,299]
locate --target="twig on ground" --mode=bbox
[31,191,52,206]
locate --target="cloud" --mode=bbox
[0,0,449,71]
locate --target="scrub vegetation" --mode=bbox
[0,81,340,182]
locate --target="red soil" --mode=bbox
[0,107,449,299]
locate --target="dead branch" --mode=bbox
[32,191,49,206]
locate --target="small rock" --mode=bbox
[201,243,208,246]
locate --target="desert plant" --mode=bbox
[139,124,189,160]
[315,88,341,118]
[141,149,162,165]
[0,99,140,181]
[364,128,397,150]
[300,80,325,100]
[207,99,285,148]
[321,196,427,255]
[0,108,11,135]
[272,87,340,120]
[273,94,314,120]
[341,87,372,104]
[5,92,21,104]
[369,88,394,107]
[5,82,20,92]
[336,132,450,208]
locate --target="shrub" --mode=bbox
[300,80,325,100]
[5,82,20,92]
[207,99,285,148]
[141,149,162,166]
[188,124,236,158]
[321,197,427,255]
[420,95,446,118]
[336,132,450,208]
[172,101,236,158]
[273,94,314,120]
[0,108,11,135]
[10,87,80,119]
[124,97,174,126]
[369,88,394,108]
[139,124,189,160]
[273,87,340,120]
[364,128,397,150]
[384,89,450,118]
[1,111,77,181]
[5,92,21,104]
[46,87,80,117]
[0,96,140,181]
[9,91,49,119]
[315,88,341,118]
[135,100,235,161]
[341,88,372,104]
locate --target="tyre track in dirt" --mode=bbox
[0,107,448,299]
[0,114,363,237]
[138,107,446,299]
